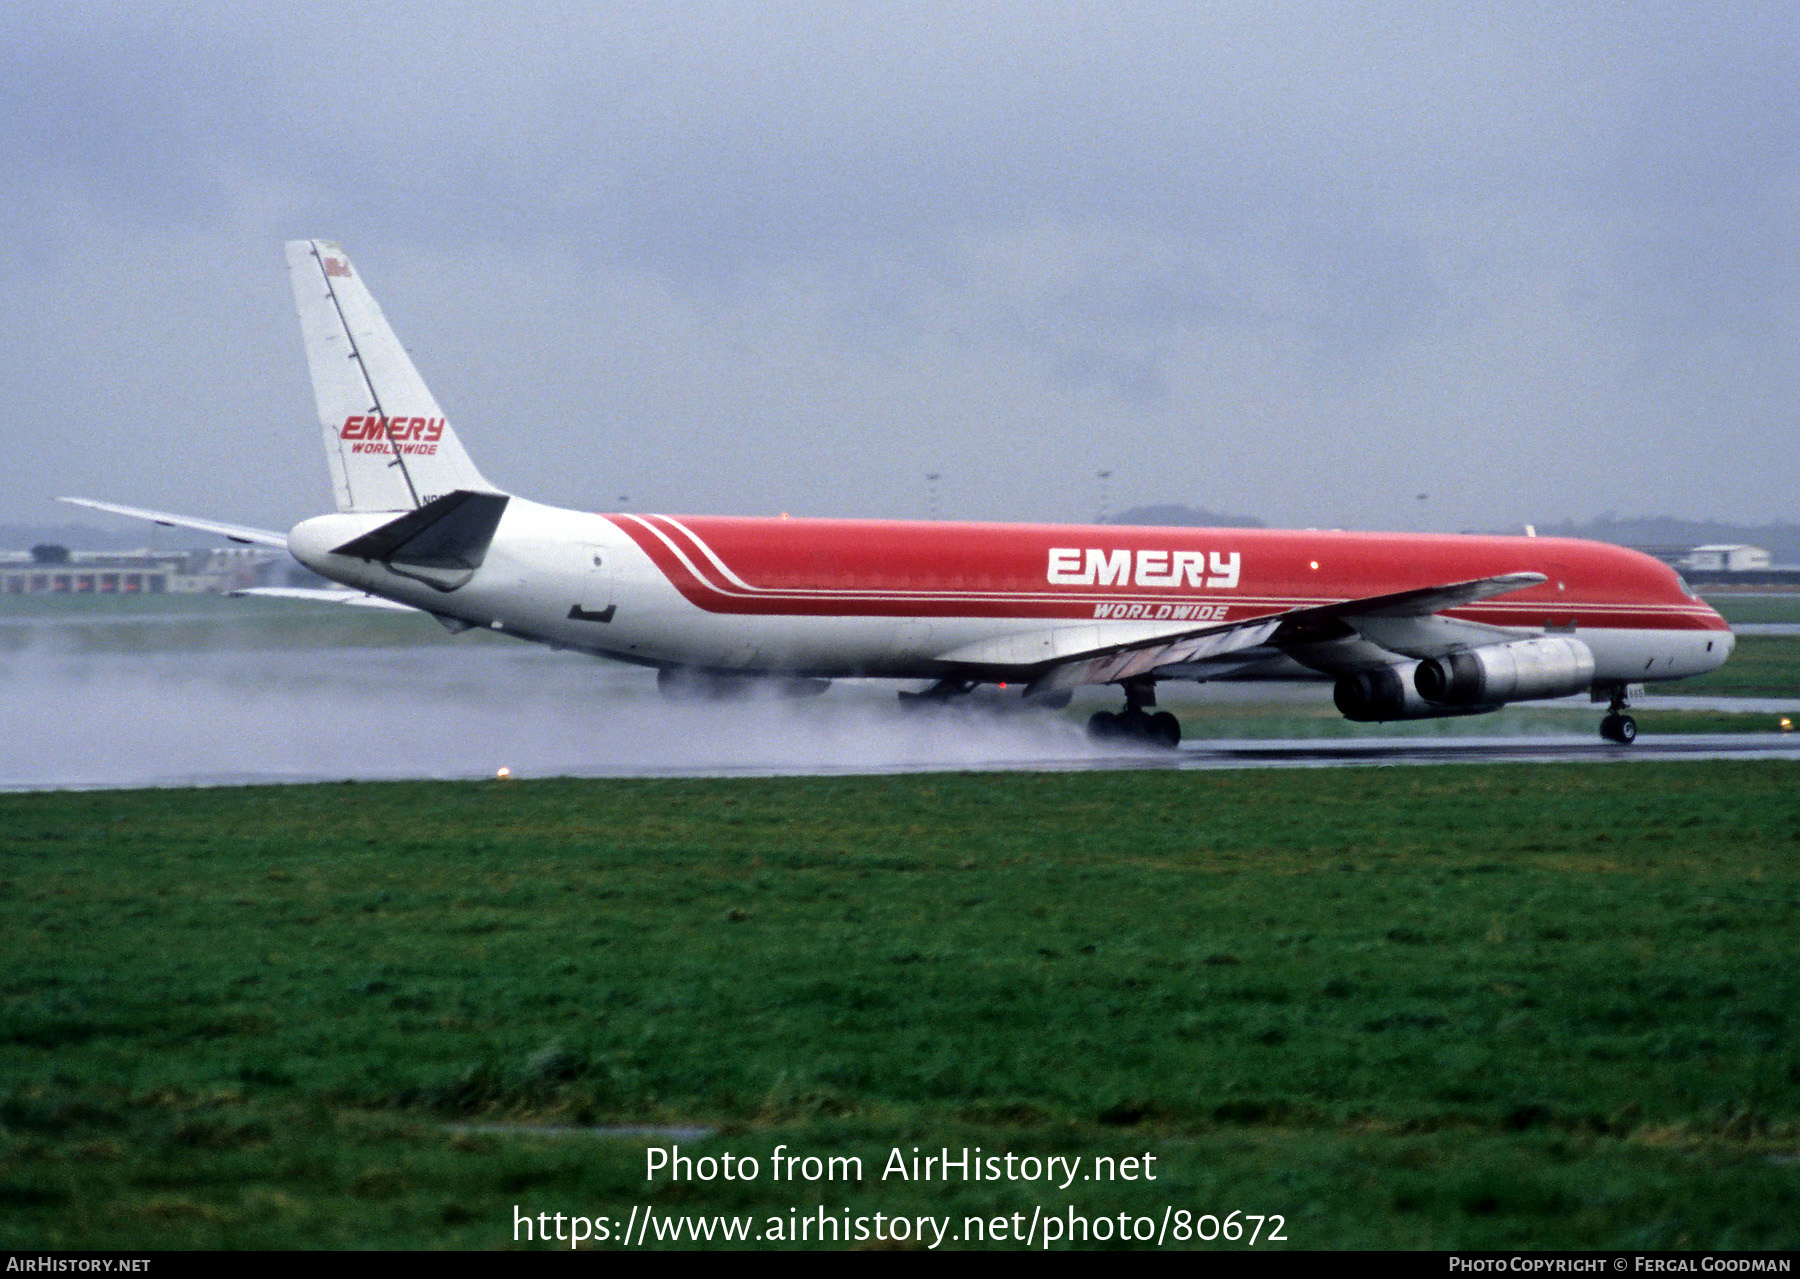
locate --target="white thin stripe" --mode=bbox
[656,514,764,592]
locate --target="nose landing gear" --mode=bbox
[1086,678,1182,749]
[1598,684,1638,745]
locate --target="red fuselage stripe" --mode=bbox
[602,515,1729,631]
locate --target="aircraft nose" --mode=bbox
[1703,623,1736,673]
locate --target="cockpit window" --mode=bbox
[1674,570,1699,599]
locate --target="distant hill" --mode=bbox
[1102,504,1266,529]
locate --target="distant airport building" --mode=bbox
[0,546,285,595]
[1679,544,1773,572]
[1623,544,1694,568]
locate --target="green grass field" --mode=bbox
[1706,594,1800,626]
[4,765,1799,1249]
[1676,637,1800,700]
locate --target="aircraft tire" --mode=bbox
[1086,711,1123,742]
[1148,711,1182,749]
[1600,713,1638,745]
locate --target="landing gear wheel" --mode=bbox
[1086,711,1123,742]
[1148,711,1182,750]
[1087,709,1181,749]
[1600,713,1637,745]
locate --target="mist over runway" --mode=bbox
[0,642,1116,791]
[5,617,1797,791]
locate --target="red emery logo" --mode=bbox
[1046,547,1241,589]
[339,415,444,455]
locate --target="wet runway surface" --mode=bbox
[0,586,1792,791]
[1154,733,1800,770]
[0,644,1105,789]
[4,625,1798,790]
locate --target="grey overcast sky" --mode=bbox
[4,1,1796,534]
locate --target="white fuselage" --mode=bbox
[287,498,1734,687]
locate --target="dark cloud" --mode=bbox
[3,3,1796,533]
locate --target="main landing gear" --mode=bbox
[1086,678,1181,750]
[1599,684,1638,745]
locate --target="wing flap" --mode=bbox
[932,616,1234,669]
[1025,618,1284,694]
[997,571,1550,692]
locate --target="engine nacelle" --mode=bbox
[1414,636,1596,707]
[1333,662,1499,722]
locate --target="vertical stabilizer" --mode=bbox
[286,240,498,512]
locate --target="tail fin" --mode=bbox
[286,240,499,512]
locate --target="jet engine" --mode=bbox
[1333,661,1500,722]
[1413,635,1596,707]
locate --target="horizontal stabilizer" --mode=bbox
[231,586,419,611]
[58,497,287,547]
[331,489,509,591]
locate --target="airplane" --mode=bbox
[63,240,1734,749]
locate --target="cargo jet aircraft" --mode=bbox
[65,240,1734,747]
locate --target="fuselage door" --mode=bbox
[566,542,615,624]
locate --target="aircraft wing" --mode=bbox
[1298,571,1546,620]
[1020,617,1286,693]
[1306,571,1548,660]
[58,497,288,548]
[1004,571,1549,694]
